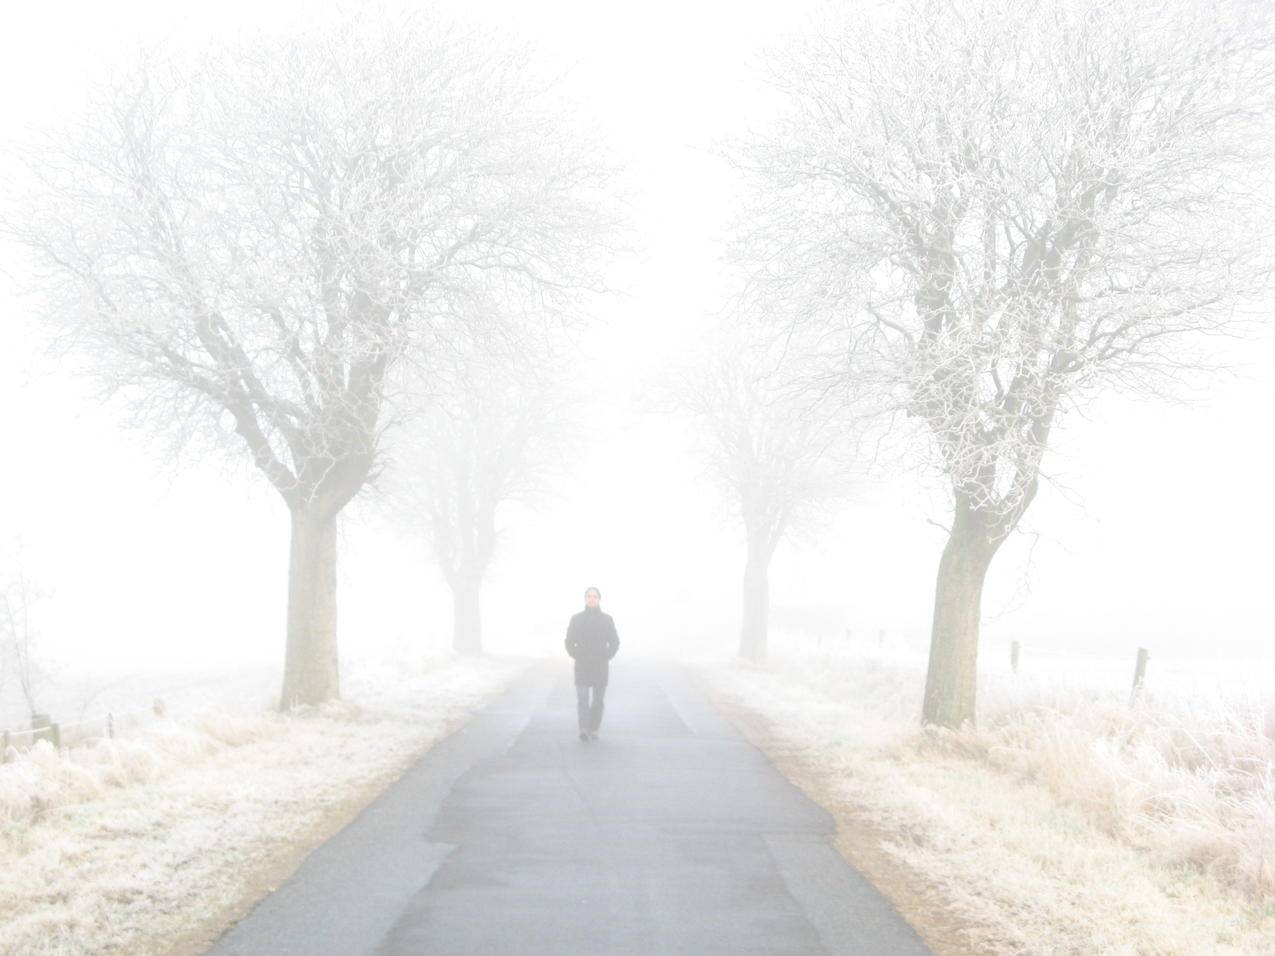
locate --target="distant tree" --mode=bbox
[735,0,1275,725]
[8,13,616,707]
[678,323,854,662]
[0,546,46,720]
[385,316,574,656]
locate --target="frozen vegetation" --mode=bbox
[0,0,1271,951]
[705,640,1275,954]
[0,656,524,955]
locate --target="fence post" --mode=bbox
[31,712,52,746]
[1130,647,1150,706]
[1010,640,1020,675]
[51,723,61,750]
[878,629,885,648]
[2,730,8,763]
[107,713,115,740]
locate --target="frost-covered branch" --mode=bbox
[736,0,1275,540]
[733,0,1275,724]
[3,10,620,706]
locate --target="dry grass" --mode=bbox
[939,676,1275,901]
[705,644,1275,955]
[0,713,280,827]
[0,656,526,956]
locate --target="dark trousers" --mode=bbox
[576,683,607,732]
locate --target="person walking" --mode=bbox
[564,587,620,741]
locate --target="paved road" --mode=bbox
[208,662,931,955]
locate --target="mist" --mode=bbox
[2,2,1274,953]
[2,0,1269,692]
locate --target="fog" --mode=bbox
[1,0,1273,705]
[5,4,1275,953]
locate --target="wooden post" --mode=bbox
[51,723,61,750]
[1010,640,1020,675]
[1130,647,1150,706]
[107,713,115,740]
[2,731,8,763]
[30,712,52,746]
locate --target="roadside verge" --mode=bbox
[702,663,1275,955]
[0,657,527,956]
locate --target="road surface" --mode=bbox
[208,661,930,955]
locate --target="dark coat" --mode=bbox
[565,607,620,686]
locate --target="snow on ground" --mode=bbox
[703,643,1275,955]
[0,655,527,956]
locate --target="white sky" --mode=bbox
[0,0,1272,697]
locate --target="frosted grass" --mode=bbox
[0,655,525,956]
[706,641,1275,954]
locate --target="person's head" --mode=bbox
[584,587,601,609]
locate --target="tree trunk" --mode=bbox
[279,503,340,709]
[739,545,770,662]
[451,573,483,656]
[921,507,996,729]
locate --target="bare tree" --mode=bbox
[735,0,1275,725]
[678,322,854,662]
[384,315,575,656]
[0,546,47,720]
[7,13,616,707]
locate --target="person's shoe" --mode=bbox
[588,731,599,740]
[579,730,589,742]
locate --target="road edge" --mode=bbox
[162,669,529,956]
[703,681,981,956]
